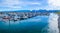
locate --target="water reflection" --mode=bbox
[0,12,59,33]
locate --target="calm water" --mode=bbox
[0,16,49,33]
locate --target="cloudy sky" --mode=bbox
[0,0,60,11]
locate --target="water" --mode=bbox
[0,13,59,33]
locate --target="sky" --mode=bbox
[0,0,60,11]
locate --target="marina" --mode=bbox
[0,10,60,33]
[0,11,49,22]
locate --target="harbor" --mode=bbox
[0,10,60,33]
[0,11,49,22]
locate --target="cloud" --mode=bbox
[48,0,60,7]
[0,0,60,11]
[0,0,48,11]
[47,0,60,10]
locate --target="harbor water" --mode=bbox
[0,13,59,33]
